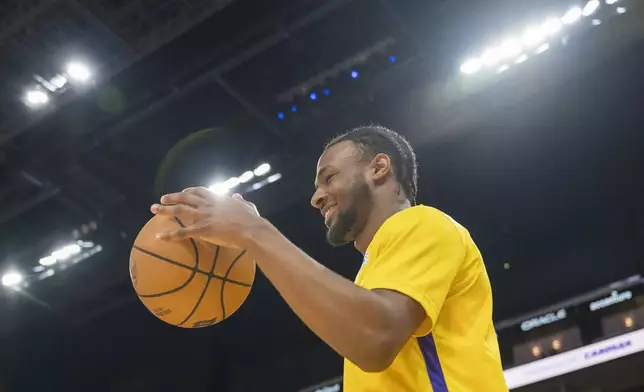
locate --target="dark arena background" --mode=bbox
[1,0,644,391]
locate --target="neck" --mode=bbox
[354,198,412,254]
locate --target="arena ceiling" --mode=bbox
[0,0,644,390]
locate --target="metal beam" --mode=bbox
[65,0,131,50]
[87,0,355,147]
[0,187,60,225]
[0,0,59,43]
[215,76,297,150]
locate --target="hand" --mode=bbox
[150,187,264,249]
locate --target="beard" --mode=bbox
[326,180,371,247]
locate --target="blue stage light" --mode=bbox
[323,89,330,96]
[291,105,297,112]
[351,70,359,79]
[309,92,317,100]
[277,112,285,120]
[389,55,397,63]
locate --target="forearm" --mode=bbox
[245,220,397,371]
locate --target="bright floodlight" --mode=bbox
[239,171,254,183]
[542,18,563,35]
[522,27,545,47]
[481,48,501,66]
[2,272,23,287]
[253,163,271,176]
[66,62,91,82]
[50,74,68,89]
[515,54,528,64]
[25,90,48,105]
[209,182,228,195]
[583,0,600,16]
[536,43,551,54]
[460,58,482,74]
[496,64,510,73]
[606,0,617,4]
[561,7,583,24]
[499,39,522,59]
[52,244,81,261]
[592,19,602,25]
[616,6,626,14]
[267,173,282,183]
[39,256,57,266]
[223,177,240,189]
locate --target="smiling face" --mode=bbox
[311,141,374,247]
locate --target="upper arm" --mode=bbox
[360,209,465,338]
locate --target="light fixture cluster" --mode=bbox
[1,241,102,290]
[208,163,281,195]
[23,60,93,108]
[459,0,624,76]
[276,52,398,121]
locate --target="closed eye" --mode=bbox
[325,173,336,185]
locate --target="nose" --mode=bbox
[310,187,327,210]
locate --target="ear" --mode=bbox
[369,153,392,182]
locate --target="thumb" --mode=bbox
[231,193,244,201]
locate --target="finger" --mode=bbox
[160,191,206,207]
[151,203,200,221]
[156,226,200,241]
[182,187,213,199]
[231,193,244,201]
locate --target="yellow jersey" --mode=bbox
[344,205,508,392]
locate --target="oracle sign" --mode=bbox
[520,309,567,332]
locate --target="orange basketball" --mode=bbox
[129,214,255,328]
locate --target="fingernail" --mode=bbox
[151,204,159,213]
[160,195,167,203]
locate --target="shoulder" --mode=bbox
[380,205,463,236]
[369,205,466,251]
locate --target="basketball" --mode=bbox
[129,214,256,328]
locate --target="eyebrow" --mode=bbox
[314,166,332,187]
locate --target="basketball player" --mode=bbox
[151,125,509,391]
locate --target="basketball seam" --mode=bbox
[177,245,220,326]
[132,246,198,298]
[220,249,248,320]
[131,246,251,295]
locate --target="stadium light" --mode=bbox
[267,173,282,183]
[66,61,91,83]
[583,0,601,16]
[497,64,510,73]
[521,27,545,48]
[458,0,615,76]
[561,7,583,24]
[481,48,501,66]
[39,256,57,267]
[616,6,626,13]
[25,90,49,106]
[253,163,271,176]
[460,58,482,74]
[208,163,273,196]
[50,74,68,90]
[536,43,550,54]
[542,18,563,35]
[499,39,522,59]
[1,271,23,287]
[51,244,81,261]
[239,171,254,183]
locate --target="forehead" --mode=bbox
[317,140,361,169]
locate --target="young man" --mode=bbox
[151,125,509,391]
